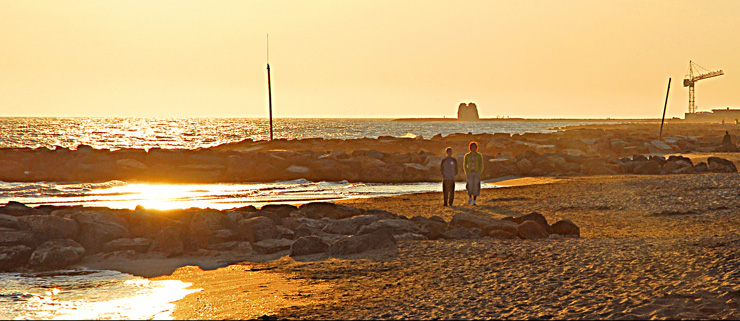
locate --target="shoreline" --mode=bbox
[150,172,740,319]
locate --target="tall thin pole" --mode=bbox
[660,77,671,139]
[267,34,273,141]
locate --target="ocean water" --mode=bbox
[0,179,497,211]
[0,269,197,320]
[0,117,617,319]
[0,117,616,150]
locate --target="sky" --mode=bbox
[1,0,739,119]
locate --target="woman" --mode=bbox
[463,141,483,205]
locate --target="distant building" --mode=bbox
[685,107,740,123]
[457,102,480,121]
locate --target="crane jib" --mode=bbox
[684,70,724,86]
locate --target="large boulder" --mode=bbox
[0,229,37,247]
[443,227,483,239]
[297,202,363,220]
[551,219,580,237]
[290,236,329,257]
[29,239,86,268]
[0,245,33,271]
[189,210,226,248]
[66,211,130,253]
[149,225,185,257]
[0,201,45,217]
[357,219,421,236]
[238,216,279,243]
[633,160,662,175]
[410,216,447,240]
[452,213,518,235]
[707,157,738,173]
[0,214,20,229]
[252,238,294,254]
[102,238,152,253]
[19,215,79,242]
[322,215,382,235]
[327,229,397,256]
[503,212,552,233]
[517,220,549,240]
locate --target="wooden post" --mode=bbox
[660,78,671,139]
[267,35,273,141]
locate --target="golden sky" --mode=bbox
[1,0,738,118]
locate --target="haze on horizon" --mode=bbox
[1,0,739,119]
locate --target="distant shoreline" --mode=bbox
[391,117,669,122]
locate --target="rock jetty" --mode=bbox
[0,201,579,272]
[0,123,737,183]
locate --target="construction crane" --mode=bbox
[683,60,724,114]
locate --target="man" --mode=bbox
[440,147,458,206]
[464,141,484,205]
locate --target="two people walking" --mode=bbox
[440,141,483,206]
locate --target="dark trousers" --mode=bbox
[443,179,455,205]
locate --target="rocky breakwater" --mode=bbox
[0,200,580,272]
[1,122,739,184]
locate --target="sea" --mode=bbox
[0,117,619,319]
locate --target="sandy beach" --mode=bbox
[154,173,740,320]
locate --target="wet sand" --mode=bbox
[158,173,740,320]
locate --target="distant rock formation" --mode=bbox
[457,102,480,121]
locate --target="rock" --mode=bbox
[327,229,397,256]
[694,162,709,172]
[0,245,33,271]
[18,215,79,242]
[394,233,427,241]
[443,227,483,239]
[487,159,517,178]
[286,165,310,174]
[0,214,20,229]
[281,217,326,231]
[357,219,421,236]
[70,212,130,253]
[252,238,294,254]
[297,202,362,220]
[238,216,279,243]
[516,158,534,176]
[551,219,580,237]
[116,158,148,171]
[633,161,662,175]
[259,204,298,220]
[451,213,518,235]
[208,241,253,253]
[410,216,447,240]
[102,238,152,253]
[0,201,45,217]
[487,230,518,239]
[189,210,226,248]
[503,212,552,233]
[403,163,431,181]
[0,229,37,247]
[290,236,329,257]
[517,220,549,240]
[707,157,738,173]
[212,229,240,244]
[651,139,672,151]
[322,215,382,235]
[149,225,185,257]
[29,239,86,268]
